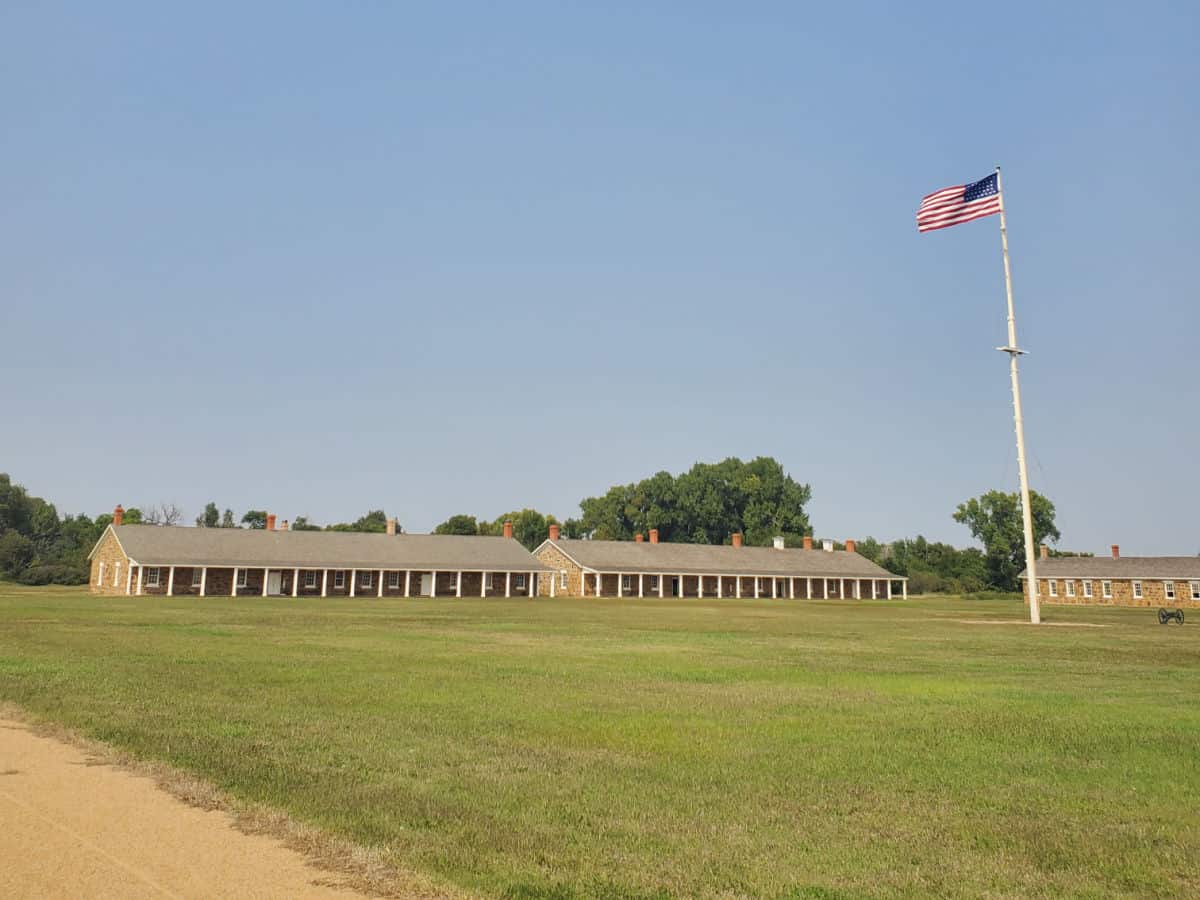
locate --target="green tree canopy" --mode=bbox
[578,457,812,546]
[327,510,390,533]
[196,502,220,528]
[241,510,268,530]
[291,516,321,531]
[220,509,235,528]
[953,490,1061,592]
[434,514,479,536]
[480,509,558,550]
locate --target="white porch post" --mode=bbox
[431,571,438,597]
[854,579,861,600]
[262,569,269,597]
[639,573,644,597]
[754,577,760,599]
[596,572,603,596]
[529,573,535,597]
[167,566,175,596]
[717,576,723,599]
[378,571,384,598]
[618,574,623,598]
[902,580,908,600]
[824,577,829,599]
[806,577,812,599]
[350,569,357,597]
[404,570,410,597]
[550,573,556,597]
[841,578,846,600]
[231,567,238,597]
[136,565,144,596]
[872,580,878,599]
[658,575,664,598]
[698,576,704,599]
[122,562,130,594]
[456,571,463,598]
[736,577,742,599]
[771,577,777,599]
[789,577,795,599]
[322,569,328,597]
[505,572,511,598]
[887,580,893,599]
[200,567,207,597]
[481,572,488,597]
[294,568,300,598]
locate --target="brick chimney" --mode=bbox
[1040,544,1048,560]
[266,513,276,531]
[279,520,289,532]
[845,539,856,554]
[503,520,514,539]
[386,518,397,536]
[635,533,644,543]
[1111,544,1119,560]
[802,535,813,551]
[548,523,560,541]
[732,532,743,548]
[649,529,659,545]
[113,505,124,527]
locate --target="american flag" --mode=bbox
[917,173,1001,233]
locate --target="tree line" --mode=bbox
[1,461,1069,593]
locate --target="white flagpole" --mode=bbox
[995,166,1040,624]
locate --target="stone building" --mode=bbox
[1021,544,1200,608]
[533,525,906,599]
[88,507,550,599]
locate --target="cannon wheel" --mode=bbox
[1159,608,1170,625]
[1177,609,1185,625]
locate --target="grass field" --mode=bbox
[0,586,1196,898]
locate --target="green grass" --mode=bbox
[0,586,1197,898]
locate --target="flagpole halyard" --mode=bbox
[995,166,1041,624]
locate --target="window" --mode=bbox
[1165,581,1175,600]
[485,573,494,590]
[622,575,632,592]
[145,567,160,587]
[97,562,105,586]
[1191,581,1200,601]
[1132,580,1143,600]
[237,569,248,588]
[559,570,567,589]
[192,569,203,587]
[447,573,458,590]
[388,571,400,589]
[361,571,373,589]
[1101,580,1112,599]
[514,574,526,590]
[649,575,659,590]
[333,571,345,589]
[113,562,121,587]
[1083,580,1093,598]
[1047,579,1057,597]
[1065,580,1076,598]
[304,571,317,588]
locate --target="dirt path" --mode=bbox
[0,717,375,899]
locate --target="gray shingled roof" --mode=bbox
[542,538,900,579]
[101,525,551,571]
[1020,556,1200,580]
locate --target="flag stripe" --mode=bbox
[917,203,1001,233]
[918,196,1000,226]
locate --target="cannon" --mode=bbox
[1158,608,1185,625]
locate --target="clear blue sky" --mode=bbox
[3,2,1197,553]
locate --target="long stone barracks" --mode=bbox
[89,509,551,598]
[1021,543,1200,608]
[534,524,907,599]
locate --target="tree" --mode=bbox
[479,509,558,550]
[195,502,220,528]
[953,490,1061,592]
[326,510,390,533]
[220,509,235,528]
[241,510,268,530]
[144,503,183,526]
[291,516,321,531]
[0,531,35,578]
[577,457,811,546]
[434,514,479,536]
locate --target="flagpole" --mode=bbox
[995,166,1040,625]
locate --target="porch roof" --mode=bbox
[104,525,552,572]
[539,538,900,579]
